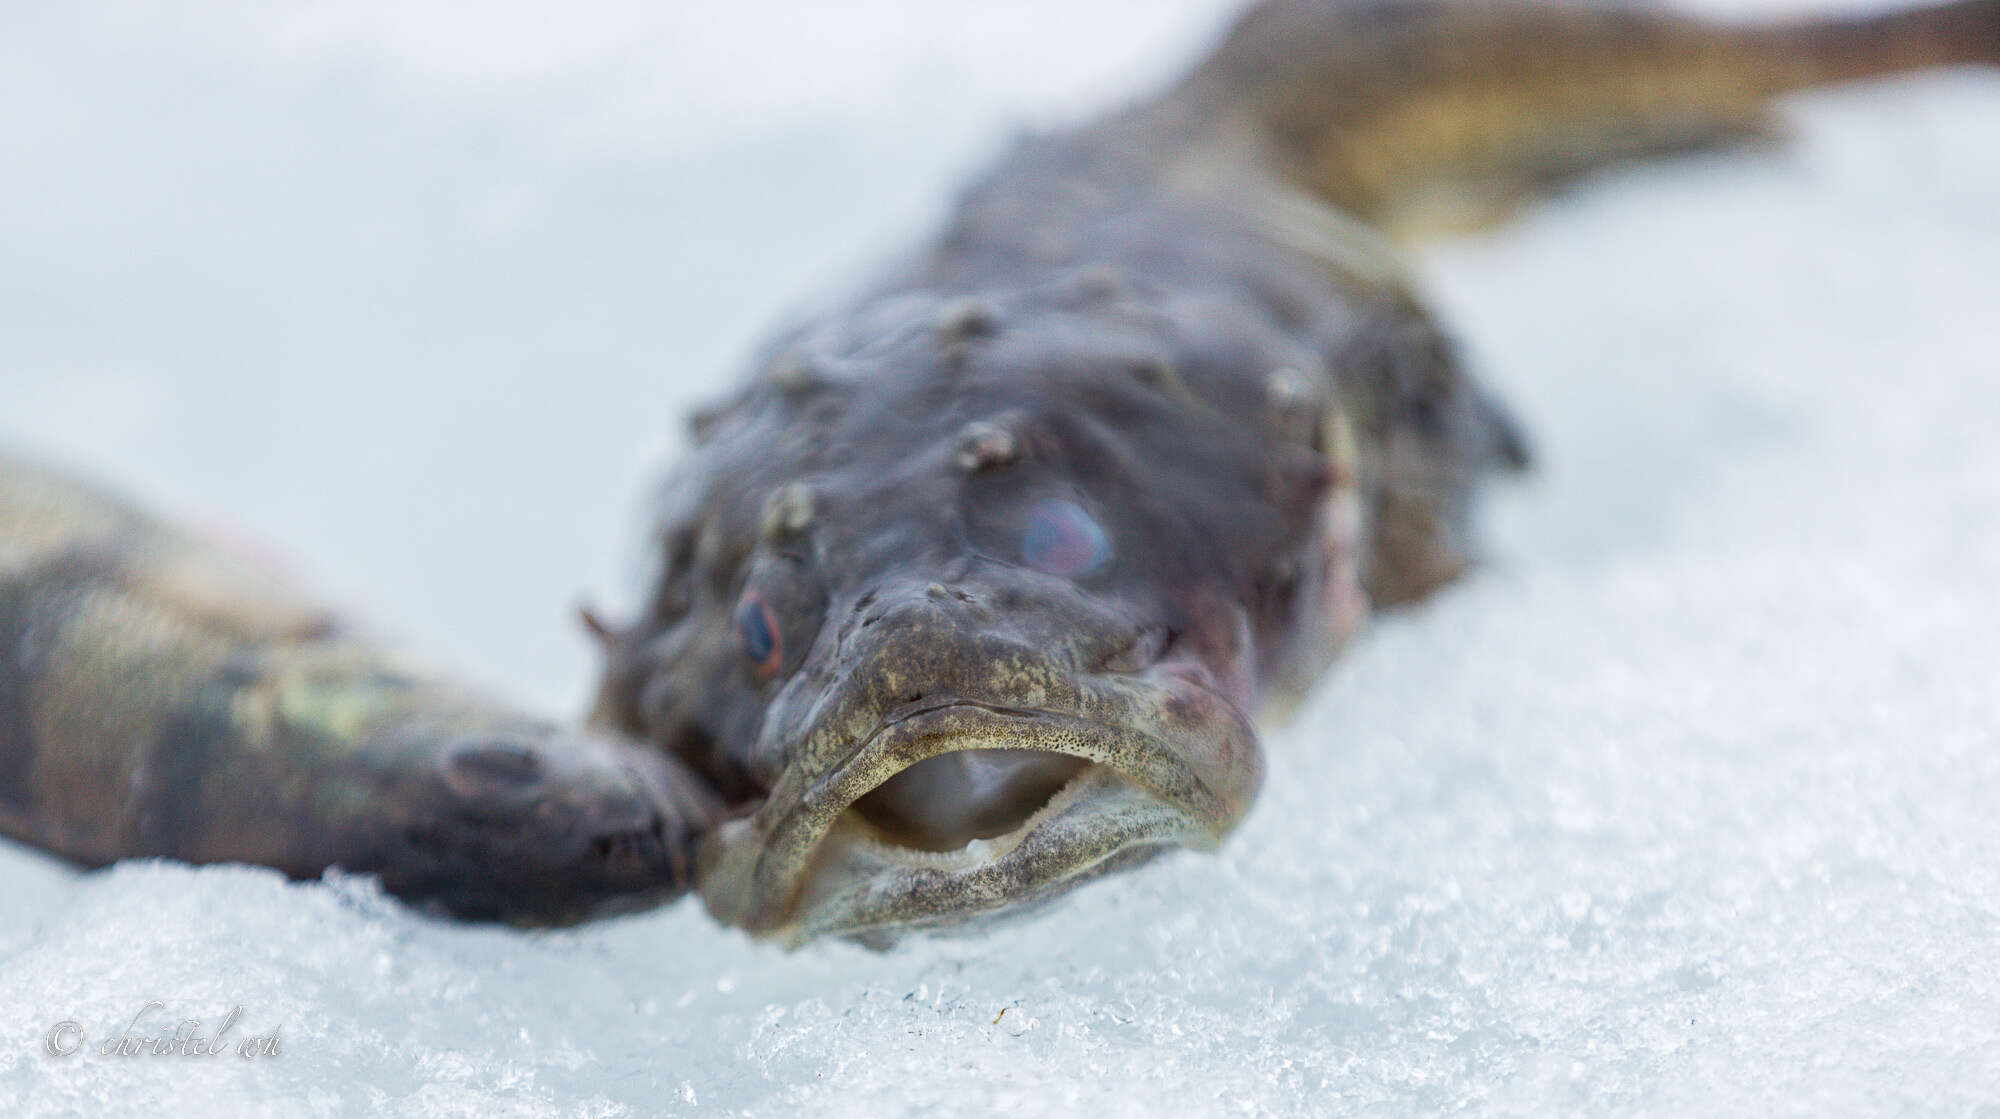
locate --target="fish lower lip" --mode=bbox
[695,700,1253,942]
[778,764,1210,944]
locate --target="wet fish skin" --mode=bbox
[0,453,720,925]
[591,1,1998,943]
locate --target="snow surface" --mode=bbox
[3,2,2000,1115]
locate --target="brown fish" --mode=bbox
[2,0,1995,945]
[591,0,1999,944]
[0,451,718,925]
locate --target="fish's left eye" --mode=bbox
[1021,499,1112,578]
[735,590,783,678]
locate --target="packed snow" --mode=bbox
[2,2,1998,1115]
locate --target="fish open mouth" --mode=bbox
[695,697,1257,946]
[848,746,1091,852]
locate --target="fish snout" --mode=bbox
[820,573,1165,714]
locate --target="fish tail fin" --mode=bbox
[1161,0,1998,235]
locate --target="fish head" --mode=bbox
[311,691,722,926]
[590,292,1361,944]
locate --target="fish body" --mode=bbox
[3,1,1996,943]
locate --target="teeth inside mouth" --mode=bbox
[847,747,1091,852]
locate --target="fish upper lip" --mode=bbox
[696,695,1252,939]
[797,699,1235,855]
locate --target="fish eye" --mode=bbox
[1021,499,1111,578]
[735,590,783,678]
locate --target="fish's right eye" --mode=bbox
[735,590,783,679]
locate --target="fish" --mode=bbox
[0,451,718,925]
[587,0,2000,944]
[2,0,1994,946]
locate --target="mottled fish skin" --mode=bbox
[589,1,1999,944]
[0,452,720,925]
